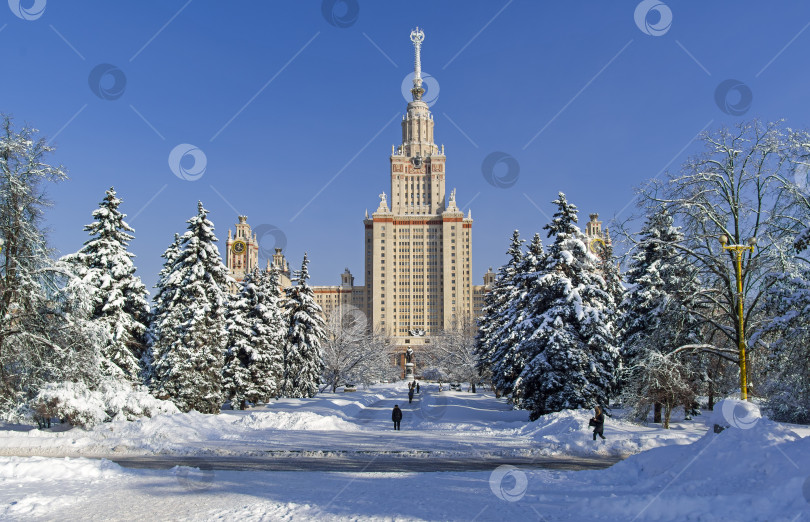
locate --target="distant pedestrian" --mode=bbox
[392,404,402,430]
[590,406,605,440]
[408,387,415,404]
[416,382,420,394]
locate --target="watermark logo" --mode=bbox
[482,152,520,189]
[174,459,215,492]
[338,304,368,338]
[489,465,528,502]
[321,0,359,28]
[401,71,440,107]
[8,0,45,20]
[88,64,127,101]
[168,144,207,182]
[634,0,672,37]
[794,162,810,193]
[714,79,753,116]
[721,399,761,429]
[253,224,288,262]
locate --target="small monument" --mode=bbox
[404,347,415,383]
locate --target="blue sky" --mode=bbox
[2,1,809,291]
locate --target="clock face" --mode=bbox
[589,238,607,259]
[232,240,246,255]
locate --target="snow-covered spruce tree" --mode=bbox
[142,233,181,386]
[474,230,523,395]
[489,233,546,403]
[618,206,703,424]
[223,268,285,408]
[758,260,810,424]
[282,253,326,398]
[222,273,254,410]
[513,193,620,420]
[62,188,149,382]
[249,265,286,400]
[148,202,231,413]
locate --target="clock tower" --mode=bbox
[364,27,474,353]
[226,215,259,283]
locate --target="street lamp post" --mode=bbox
[719,234,757,401]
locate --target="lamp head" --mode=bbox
[747,237,757,247]
[719,234,728,246]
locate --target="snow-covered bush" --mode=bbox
[32,380,179,429]
[621,350,697,429]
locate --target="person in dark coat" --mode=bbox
[590,406,605,440]
[416,382,420,394]
[408,387,415,404]
[392,404,402,430]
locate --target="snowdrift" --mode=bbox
[519,408,698,457]
[583,417,810,520]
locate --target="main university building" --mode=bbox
[223,29,605,371]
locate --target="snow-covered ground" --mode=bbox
[0,383,706,459]
[1,383,808,520]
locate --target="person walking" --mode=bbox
[416,382,420,394]
[392,404,402,431]
[590,406,606,440]
[408,387,415,404]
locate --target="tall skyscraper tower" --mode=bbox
[364,28,474,352]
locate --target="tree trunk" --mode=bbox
[663,404,672,429]
[471,382,476,393]
[654,402,662,423]
[708,379,714,410]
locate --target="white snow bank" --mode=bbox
[581,417,810,520]
[0,456,122,482]
[232,411,362,431]
[520,409,702,457]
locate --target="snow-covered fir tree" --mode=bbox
[282,253,326,398]
[489,233,545,401]
[223,267,285,408]
[147,202,231,413]
[619,206,701,369]
[475,230,523,393]
[757,235,810,423]
[62,188,149,382]
[250,265,286,399]
[222,274,254,410]
[143,233,181,385]
[513,193,620,419]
